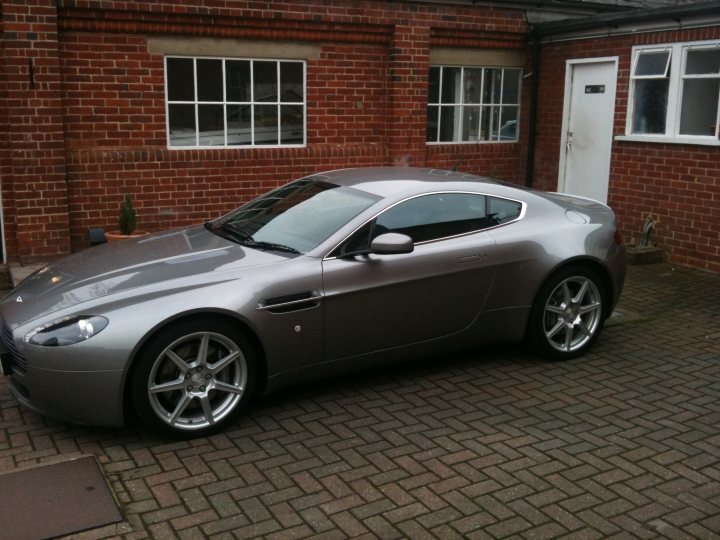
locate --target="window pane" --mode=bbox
[462,106,480,141]
[680,79,719,135]
[197,59,223,102]
[634,50,671,76]
[254,104,278,145]
[226,60,251,102]
[439,106,459,141]
[685,49,720,75]
[426,105,439,141]
[463,69,482,103]
[376,193,488,243]
[428,67,440,104]
[254,61,278,102]
[441,67,462,103]
[168,104,196,146]
[226,105,252,145]
[483,69,502,104]
[632,79,669,134]
[488,197,522,224]
[281,105,303,144]
[499,106,518,141]
[479,105,493,141]
[198,104,224,145]
[280,63,303,102]
[167,58,194,101]
[502,69,521,104]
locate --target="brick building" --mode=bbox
[1,0,718,271]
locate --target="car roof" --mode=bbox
[313,167,513,198]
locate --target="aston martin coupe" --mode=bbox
[0,168,626,437]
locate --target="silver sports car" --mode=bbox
[0,168,626,437]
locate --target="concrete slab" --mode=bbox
[8,263,45,287]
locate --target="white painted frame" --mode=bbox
[620,39,720,145]
[164,55,307,149]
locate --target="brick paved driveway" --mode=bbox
[1,263,718,539]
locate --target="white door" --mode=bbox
[559,59,618,204]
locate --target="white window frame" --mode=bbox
[620,40,720,146]
[164,55,307,149]
[427,65,522,145]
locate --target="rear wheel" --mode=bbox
[130,319,256,438]
[529,266,606,360]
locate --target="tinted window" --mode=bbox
[334,193,496,257]
[488,196,522,225]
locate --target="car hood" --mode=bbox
[1,226,288,325]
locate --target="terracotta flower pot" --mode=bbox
[104,231,149,242]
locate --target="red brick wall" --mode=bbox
[1,0,71,261]
[534,28,720,272]
[46,0,529,252]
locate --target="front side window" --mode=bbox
[332,193,523,257]
[628,41,720,140]
[165,57,305,148]
[427,66,522,143]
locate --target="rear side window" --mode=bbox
[488,196,522,225]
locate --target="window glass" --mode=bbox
[632,79,670,134]
[167,58,194,101]
[212,179,379,254]
[254,61,277,102]
[197,59,223,101]
[226,61,251,102]
[254,104,278,145]
[198,104,224,145]
[463,69,482,103]
[375,193,488,243]
[441,68,462,103]
[685,49,720,75]
[168,104,195,146]
[427,66,521,143]
[634,50,671,77]
[166,57,305,148]
[680,79,719,135]
[488,197,522,224]
[280,63,304,102]
[628,41,720,140]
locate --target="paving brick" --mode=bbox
[0,263,718,537]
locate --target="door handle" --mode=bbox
[566,131,573,152]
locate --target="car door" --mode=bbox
[322,192,498,361]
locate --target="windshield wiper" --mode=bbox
[244,239,300,254]
[216,225,300,254]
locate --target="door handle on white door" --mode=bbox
[566,131,573,152]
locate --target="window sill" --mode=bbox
[615,135,720,147]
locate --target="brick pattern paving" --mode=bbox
[1,263,719,539]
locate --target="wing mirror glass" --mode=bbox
[370,233,414,255]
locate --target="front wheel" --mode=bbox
[528,267,606,360]
[129,319,257,438]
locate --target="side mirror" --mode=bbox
[370,233,414,255]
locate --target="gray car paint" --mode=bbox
[0,167,626,427]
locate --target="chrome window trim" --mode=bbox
[323,190,526,261]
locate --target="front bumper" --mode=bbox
[4,363,126,427]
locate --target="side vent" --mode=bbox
[257,291,321,314]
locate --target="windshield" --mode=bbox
[209,177,379,254]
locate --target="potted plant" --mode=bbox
[104,194,148,242]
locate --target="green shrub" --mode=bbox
[118,194,137,235]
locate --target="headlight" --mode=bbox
[25,316,109,347]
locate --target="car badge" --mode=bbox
[15,296,23,303]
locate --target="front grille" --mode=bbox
[0,320,28,373]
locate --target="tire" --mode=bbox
[129,318,257,438]
[528,266,606,360]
